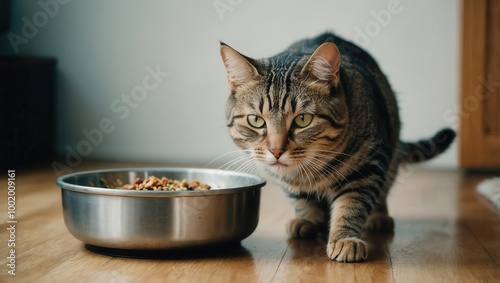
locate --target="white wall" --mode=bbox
[0,0,460,169]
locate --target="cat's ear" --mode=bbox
[220,43,261,92]
[300,42,341,86]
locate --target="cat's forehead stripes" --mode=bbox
[265,56,301,114]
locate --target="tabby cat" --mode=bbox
[219,32,455,262]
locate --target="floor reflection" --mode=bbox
[273,231,395,282]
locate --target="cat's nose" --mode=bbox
[269,148,286,159]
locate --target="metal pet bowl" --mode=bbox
[56,168,265,252]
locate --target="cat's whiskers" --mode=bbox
[305,150,349,175]
[216,154,251,171]
[296,161,318,199]
[307,148,369,179]
[310,148,389,175]
[308,148,354,158]
[304,156,344,195]
[206,149,253,169]
[209,151,262,188]
[232,157,258,174]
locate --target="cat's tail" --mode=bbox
[397,128,456,164]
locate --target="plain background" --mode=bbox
[0,0,460,169]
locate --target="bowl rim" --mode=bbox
[56,167,266,197]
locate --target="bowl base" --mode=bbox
[84,241,246,259]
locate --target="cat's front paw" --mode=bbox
[287,218,318,239]
[326,237,367,262]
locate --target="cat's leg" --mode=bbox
[326,186,379,262]
[364,197,394,232]
[287,198,327,239]
[364,158,398,232]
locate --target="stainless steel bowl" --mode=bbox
[56,168,265,250]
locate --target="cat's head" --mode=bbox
[220,42,348,177]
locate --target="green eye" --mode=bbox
[294,114,313,128]
[247,115,266,128]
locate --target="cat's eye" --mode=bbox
[294,114,313,128]
[247,115,266,128]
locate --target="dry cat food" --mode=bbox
[99,176,211,191]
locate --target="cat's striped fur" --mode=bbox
[220,33,455,262]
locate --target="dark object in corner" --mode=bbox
[0,56,57,169]
[0,0,11,34]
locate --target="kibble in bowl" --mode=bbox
[101,176,211,191]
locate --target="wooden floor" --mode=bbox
[1,161,499,282]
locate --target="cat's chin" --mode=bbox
[264,161,296,175]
